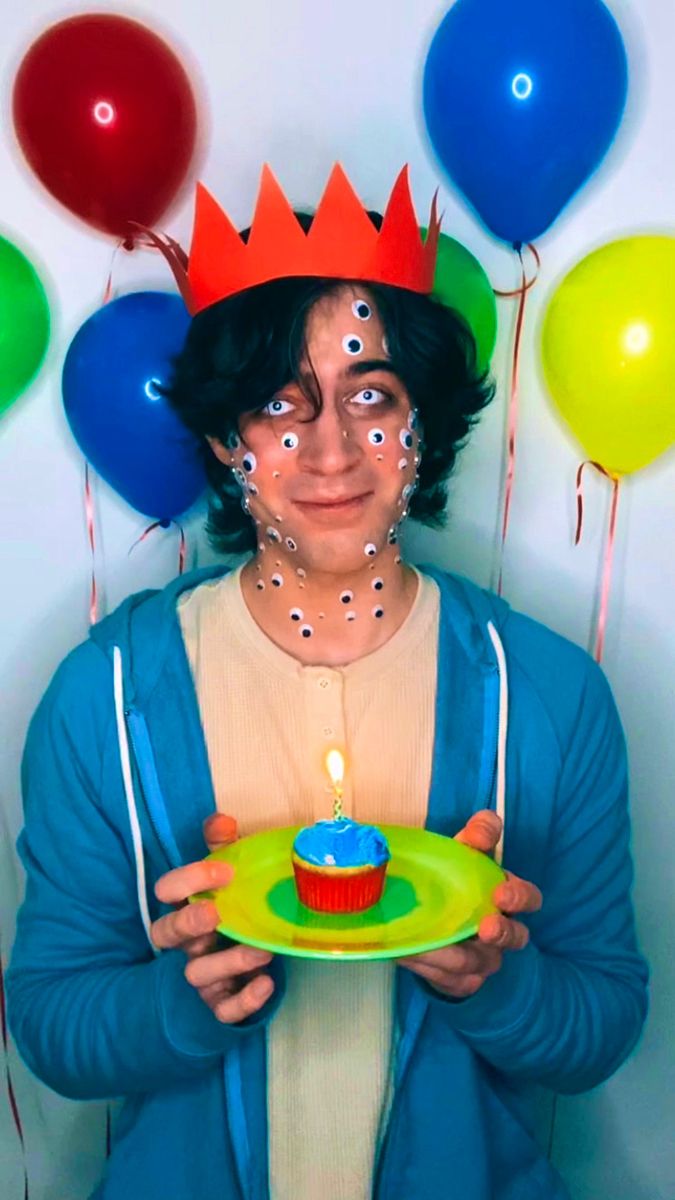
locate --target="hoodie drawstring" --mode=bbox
[486,621,508,867]
[113,645,159,954]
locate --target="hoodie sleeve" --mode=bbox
[421,650,648,1095]
[7,644,284,1102]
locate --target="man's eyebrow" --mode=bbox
[344,359,398,378]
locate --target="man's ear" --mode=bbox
[206,436,231,466]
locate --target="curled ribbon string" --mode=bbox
[102,239,124,305]
[128,521,187,576]
[84,463,99,627]
[493,243,541,597]
[1,941,29,1200]
[575,460,622,664]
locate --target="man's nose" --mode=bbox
[298,406,361,474]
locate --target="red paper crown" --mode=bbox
[143,164,441,315]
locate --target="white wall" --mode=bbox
[1,1,673,1197]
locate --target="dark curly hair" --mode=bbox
[163,213,495,554]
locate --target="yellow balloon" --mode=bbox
[541,236,675,475]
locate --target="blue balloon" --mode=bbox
[63,291,205,521]
[423,0,628,245]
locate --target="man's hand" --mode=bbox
[397,811,542,999]
[151,813,275,1023]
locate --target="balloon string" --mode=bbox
[128,521,187,575]
[0,938,29,1200]
[102,240,123,305]
[84,463,99,626]
[495,242,540,596]
[575,460,622,663]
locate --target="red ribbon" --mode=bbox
[128,521,187,575]
[1,940,29,1199]
[493,243,541,597]
[575,460,622,664]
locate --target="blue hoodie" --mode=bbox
[7,565,648,1199]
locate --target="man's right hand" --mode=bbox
[151,813,275,1024]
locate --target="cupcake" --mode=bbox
[292,817,390,913]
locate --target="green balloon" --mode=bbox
[422,229,497,372]
[0,235,50,416]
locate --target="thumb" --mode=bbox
[203,812,239,852]
[454,810,502,854]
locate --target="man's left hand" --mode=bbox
[396,811,542,1000]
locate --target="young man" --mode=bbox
[8,166,647,1200]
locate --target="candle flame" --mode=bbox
[325,749,345,788]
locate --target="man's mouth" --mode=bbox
[292,491,373,518]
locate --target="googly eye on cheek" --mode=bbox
[367,429,385,446]
[364,542,377,557]
[342,334,364,356]
[282,432,299,450]
[399,429,414,450]
[271,573,284,588]
[242,451,257,474]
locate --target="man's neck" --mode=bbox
[239,551,419,666]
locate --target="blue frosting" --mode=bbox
[293,818,390,868]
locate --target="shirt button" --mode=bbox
[318,678,329,689]
[323,727,334,737]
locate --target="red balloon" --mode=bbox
[12,15,197,243]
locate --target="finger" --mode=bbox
[399,959,487,999]
[478,912,531,951]
[150,900,220,951]
[154,859,234,905]
[185,945,273,989]
[203,812,239,852]
[398,942,501,978]
[493,873,543,915]
[212,973,275,1024]
[454,811,502,854]
[183,932,219,960]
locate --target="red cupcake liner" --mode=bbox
[293,861,387,913]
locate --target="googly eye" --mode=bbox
[247,482,258,496]
[372,577,384,591]
[290,608,303,622]
[372,605,385,619]
[264,398,294,416]
[345,611,357,621]
[271,573,284,587]
[225,431,241,450]
[402,484,413,501]
[342,334,364,356]
[242,452,257,473]
[408,410,418,430]
[296,567,306,578]
[388,526,399,544]
[266,526,282,543]
[368,428,385,446]
[398,458,408,470]
[256,580,265,591]
[399,430,414,450]
[364,542,377,556]
[299,624,314,639]
[282,432,299,450]
[233,468,247,488]
[352,299,371,321]
[285,536,297,552]
[340,590,353,604]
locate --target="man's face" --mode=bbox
[219,285,420,576]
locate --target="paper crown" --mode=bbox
[143,164,441,315]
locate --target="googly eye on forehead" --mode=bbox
[352,299,372,321]
[342,334,364,356]
[372,605,385,619]
[271,573,284,587]
[372,577,384,591]
[289,607,303,622]
[285,536,297,552]
[299,624,314,639]
[367,428,385,445]
[399,429,414,449]
[340,590,354,604]
[282,432,299,450]
[345,610,357,622]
